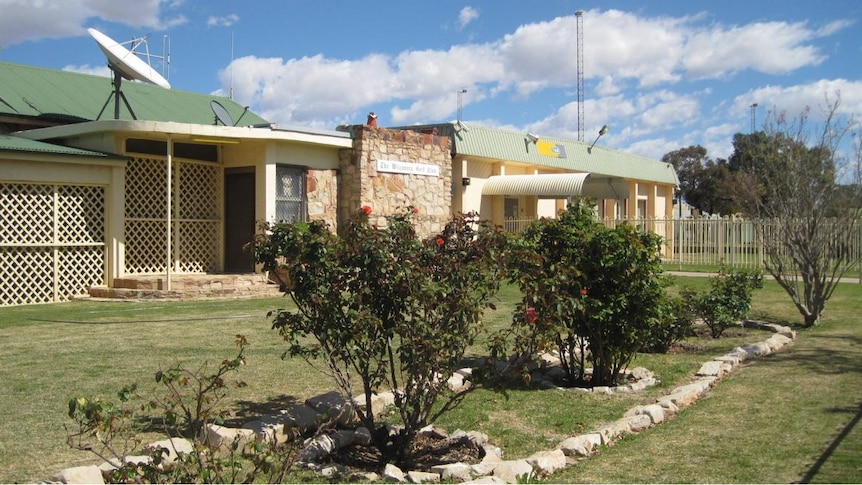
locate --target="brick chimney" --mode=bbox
[366,112,378,127]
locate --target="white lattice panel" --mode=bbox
[125,157,168,219]
[1,183,53,244]
[58,246,105,298]
[0,182,105,305]
[58,185,105,244]
[180,162,220,219]
[179,221,220,273]
[124,156,222,275]
[0,247,54,305]
[125,220,169,274]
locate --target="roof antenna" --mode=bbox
[229,31,234,99]
[162,34,171,82]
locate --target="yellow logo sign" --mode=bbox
[537,141,567,158]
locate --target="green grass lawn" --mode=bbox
[0,278,860,483]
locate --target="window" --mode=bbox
[275,165,306,223]
[125,138,218,162]
[504,198,519,218]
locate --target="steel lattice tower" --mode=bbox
[576,10,584,142]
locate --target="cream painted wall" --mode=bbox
[537,199,557,218]
[459,158,493,215]
[264,142,341,170]
[656,185,669,217]
[1,157,122,185]
[223,142,266,169]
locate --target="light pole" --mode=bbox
[750,103,758,133]
[588,124,609,154]
[457,89,467,122]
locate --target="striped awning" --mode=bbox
[481,173,629,199]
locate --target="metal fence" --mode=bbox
[503,215,862,280]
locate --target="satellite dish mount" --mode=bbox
[88,28,171,120]
[99,69,137,120]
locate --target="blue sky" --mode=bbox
[1,0,860,161]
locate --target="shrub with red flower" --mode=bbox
[501,199,671,387]
[253,208,507,463]
[361,205,372,215]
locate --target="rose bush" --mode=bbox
[254,208,507,463]
[500,199,675,386]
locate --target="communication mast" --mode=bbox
[575,10,584,142]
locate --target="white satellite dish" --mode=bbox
[210,100,234,126]
[88,28,170,89]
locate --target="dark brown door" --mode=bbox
[224,168,256,273]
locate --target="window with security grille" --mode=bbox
[275,165,306,223]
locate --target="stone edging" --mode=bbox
[48,320,795,484]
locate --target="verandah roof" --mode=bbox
[481,173,630,199]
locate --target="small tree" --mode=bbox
[255,208,506,463]
[502,200,672,386]
[731,96,862,327]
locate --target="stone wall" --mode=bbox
[306,168,338,229]
[339,125,452,239]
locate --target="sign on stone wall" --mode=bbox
[377,159,440,177]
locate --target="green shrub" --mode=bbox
[682,266,764,338]
[501,199,672,386]
[255,207,507,463]
[640,295,696,353]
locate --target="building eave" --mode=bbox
[14,119,353,148]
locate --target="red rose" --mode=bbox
[525,307,538,324]
[581,288,588,296]
[436,237,445,246]
[361,205,372,215]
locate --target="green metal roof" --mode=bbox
[0,133,120,158]
[402,123,679,186]
[0,61,269,126]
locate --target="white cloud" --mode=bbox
[457,6,479,30]
[207,14,239,28]
[815,19,855,38]
[735,79,862,125]
[224,54,400,124]
[700,122,741,160]
[682,21,826,78]
[528,90,702,148]
[0,0,186,47]
[623,137,681,161]
[594,75,623,97]
[61,63,112,78]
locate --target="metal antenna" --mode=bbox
[162,35,171,82]
[230,31,235,99]
[576,10,585,142]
